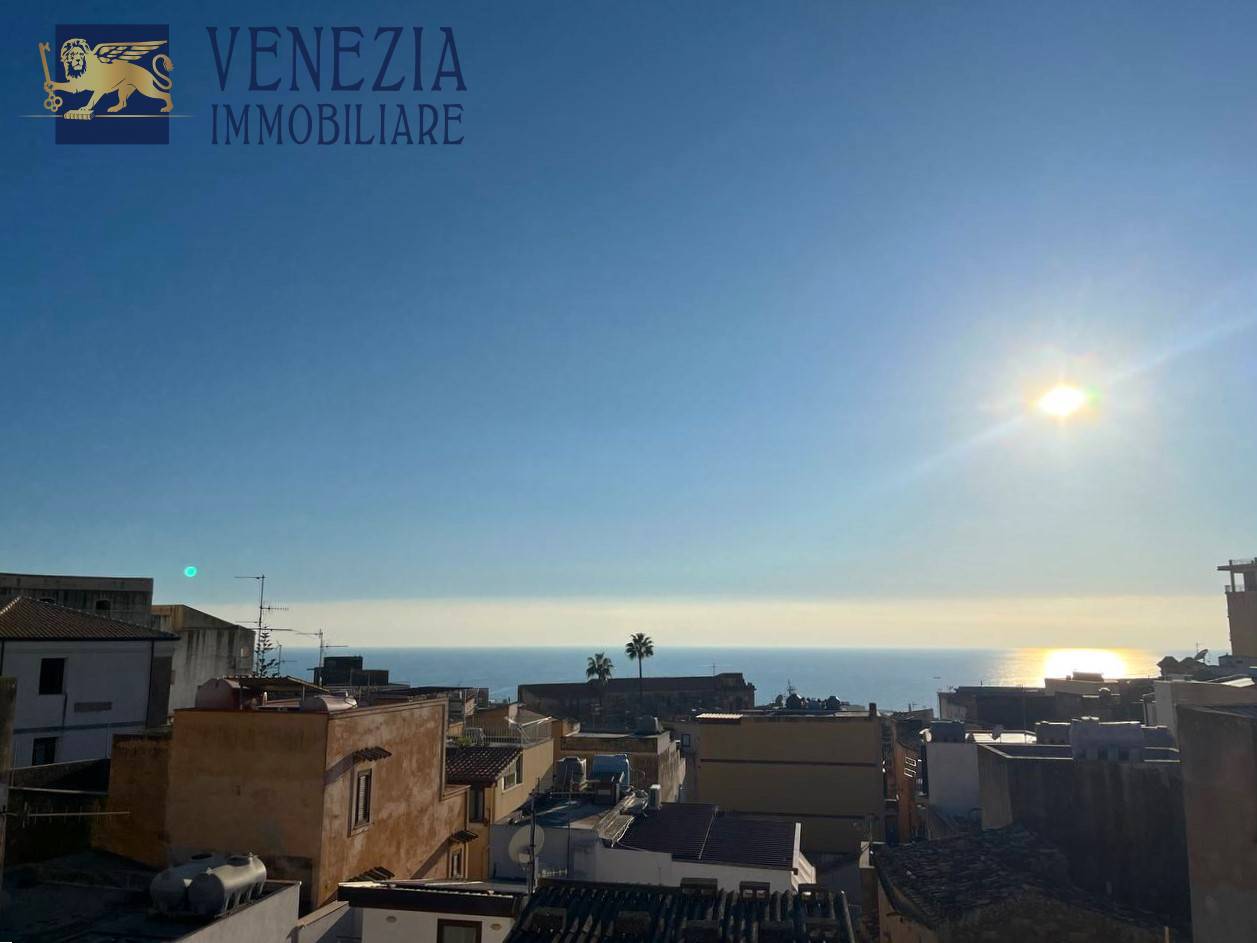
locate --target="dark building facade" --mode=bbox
[978,739,1189,932]
[519,673,755,724]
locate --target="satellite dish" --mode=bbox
[508,826,545,865]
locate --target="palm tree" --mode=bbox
[624,633,655,704]
[586,652,614,718]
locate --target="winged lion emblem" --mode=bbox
[42,38,173,120]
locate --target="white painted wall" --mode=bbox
[361,907,513,943]
[925,740,980,818]
[170,627,253,710]
[489,818,806,891]
[180,882,300,943]
[3,639,173,767]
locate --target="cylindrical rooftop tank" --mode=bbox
[150,852,227,914]
[187,853,268,917]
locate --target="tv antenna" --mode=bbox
[271,627,346,677]
[233,575,288,631]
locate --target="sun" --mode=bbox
[1036,384,1089,419]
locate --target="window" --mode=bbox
[94,599,111,612]
[437,919,481,943]
[501,755,523,790]
[353,769,373,828]
[469,786,485,823]
[38,658,66,695]
[451,847,464,878]
[32,736,57,765]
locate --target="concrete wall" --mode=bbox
[1227,589,1257,659]
[1178,705,1257,943]
[291,900,359,943]
[93,732,173,867]
[180,881,301,943]
[2,639,174,767]
[696,714,883,853]
[361,906,513,943]
[978,745,1189,930]
[519,673,754,724]
[319,698,468,905]
[924,740,979,820]
[1147,679,1257,740]
[153,605,255,710]
[166,709,330,901]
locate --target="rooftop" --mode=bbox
[520,673,751,695]
[339,880,524,917]
[0,851,297,943]
[618,803,797,870]
[695,707,872,722]
[446,745,523,784]
[507,880,853,942]
[874,825,1162,930]
[1180,703,1257,721]
[979,742,1179,762]
[0,597,177,642]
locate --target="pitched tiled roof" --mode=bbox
[507,880,853,942]
[617,804,796,870]
[874,825,1162,929]
[0,597,177,642]
[446,745,522,785]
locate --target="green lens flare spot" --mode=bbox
[184,566,198,578]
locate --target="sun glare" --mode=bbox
[1036,384,1088,419]
[1041,648,1129,680]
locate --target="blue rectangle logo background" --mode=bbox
[55,24,170,144]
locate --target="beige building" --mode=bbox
[151,604,254,710]
[557,726,685,802]
[694,706,883,854]
[446,716,556,881]
[97,679,471,908]
[1221,557,1257,660]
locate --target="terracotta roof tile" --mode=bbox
[507,880,853,942]
[446,745,522,785]
[0,597,176,642]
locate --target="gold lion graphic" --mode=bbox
[47,38,173,120]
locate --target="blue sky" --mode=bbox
[3,2,1255,647]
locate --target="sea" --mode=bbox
[273,646,1174,713]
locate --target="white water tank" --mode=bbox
[188,853,268,917]
[150,853,228,914]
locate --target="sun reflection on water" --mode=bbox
[1040,648,1132,681]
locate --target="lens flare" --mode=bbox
[1036,384,1088,419]
[184,566,198,578]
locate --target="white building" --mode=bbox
[490,797,814,891]
[0,597,177,767]
[152,604,255,710]
[923,720,1035,833]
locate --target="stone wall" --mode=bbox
[978,745,1189,930]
